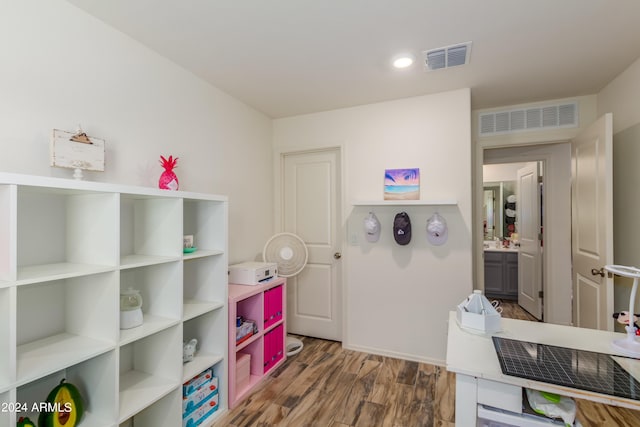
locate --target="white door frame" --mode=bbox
[273,144,347,341]
[475,140,573,325]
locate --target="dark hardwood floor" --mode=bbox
[214,301,640,426]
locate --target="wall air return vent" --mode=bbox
[478,102,578,136]
[423,42,472,71]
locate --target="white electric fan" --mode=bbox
[605,264,640,357]
[263,232,309,356]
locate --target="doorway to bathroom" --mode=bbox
[483,161,544,318]
[482,143,573,324]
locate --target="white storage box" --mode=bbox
[183,377,218,415]
[456,290,501,333]
[183,368,213,397]
[182,392,219,427]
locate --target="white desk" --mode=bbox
[446,311,640,426]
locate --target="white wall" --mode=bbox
[598,57,640,134]
[273,89,472,364]
[598,56,640,320]
[483,163,527,183]
[0,0,274,263]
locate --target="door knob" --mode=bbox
[334,252,342,259]
[591,267,605,277]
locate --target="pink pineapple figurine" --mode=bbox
[159,155,179,190]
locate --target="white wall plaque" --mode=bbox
[50,129,105,174]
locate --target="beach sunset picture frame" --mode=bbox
[384,168,420,200]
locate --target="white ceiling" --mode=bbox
[67,0,640,118]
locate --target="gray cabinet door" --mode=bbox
[484,251,518,300]
[484,252,504,296]
[504,252,519,299]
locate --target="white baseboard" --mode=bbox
[341,342,446,366]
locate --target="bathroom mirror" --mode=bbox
[483,188,496,240]
[483,181,516,240]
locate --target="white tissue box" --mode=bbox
[456,303,501,333]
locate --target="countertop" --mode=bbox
[484,246,519,253]
[445,311,640,410]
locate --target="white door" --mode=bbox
[571,114,614,330]
[517,163,542,319]
[282,148,342,340]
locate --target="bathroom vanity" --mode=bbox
[484,247,518,300]
[446,312,640,426]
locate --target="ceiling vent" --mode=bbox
[479,102,578,136]
[423,42,472,71]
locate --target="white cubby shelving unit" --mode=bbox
[0,172,228,427]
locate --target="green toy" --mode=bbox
[17,417,36,427]
[38,379,84,427]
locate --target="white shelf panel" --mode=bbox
[477,404,565,427]
[351,199,458,206]
[119,254,180,270]
[264,319,284,335]
[182,352,224,383]
[198,408,226,427]
[15,262,116,286]
[183,299,224,322]
[235,332,260,353]
[16,332,114,387]
[119,315,180,347]
[118,370,179,423]
[17,408,112,427]
[86,411,121,427]
[182,249,224,261]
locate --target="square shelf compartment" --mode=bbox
[233,339,262,398]
[182,310,226,384]
[235,293,263,340]
[16,188,119,285]
[183,256,226,322]
[118,388,181,427]
[182,362,225,426]
[119,262,182,346]
[16,351,116,427]
[118,325,181,423]
[119,196,182,269]
[183,199,226,256]
[16,273,118,386]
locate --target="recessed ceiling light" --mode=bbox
[392,53,415,69]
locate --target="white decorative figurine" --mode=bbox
[183,338,198,363]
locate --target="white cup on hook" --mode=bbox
[363,212,381,243]
[426,212,448,246]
